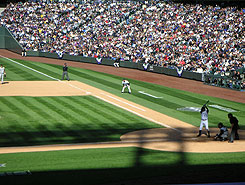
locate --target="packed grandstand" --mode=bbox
[0,0,244,89]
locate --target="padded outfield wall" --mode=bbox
[27,50,204,81]
[0,26,23,54]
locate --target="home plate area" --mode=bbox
[0,80,245,154]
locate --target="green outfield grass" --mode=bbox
[0,96,161,146]
[1,57,244,129]
[1,147,245,185]
[0,57,245,184]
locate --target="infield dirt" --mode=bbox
[0,80,244,154]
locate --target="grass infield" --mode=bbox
[0,57,245,184]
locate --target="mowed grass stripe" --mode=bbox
[84,96,161,129]
[14,97,51,123]
[134,80,207,105]
[3,58,244,128]
[62,96,113,130]
[47,97,88,123]
[131,91,222,127]
[6,58,206,115]
[61,67,206,124]
[84,96,139,125]
[12,97,58,141]
[0,95,162,146]
[32,97,78,141]
[8,58,199,126]
[14,59,61,80]
[66,96,131,130]
[33,97,82,140]
[70,68,121,89]
[0,97,52,145]
[0,58,46,81]
[84,96,140,126]
[30,97,69,124]
[69,67,223,124]
[68,66,205,109]
[49,96,103,130]
[0,97,31,122]
[70,67,122,84]
[34,97,73,122]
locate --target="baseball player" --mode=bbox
[22,48,27,57]
[214,122,228,141]
[114,58,120,68]
[228,113,240,143]
[197,104,210,137]
[0,64,6,84]
[62,63,70,81]
[121,79,131,94]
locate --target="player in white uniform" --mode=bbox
[0,64,5,84]
[121,79,131,94]
[197,105,210,137]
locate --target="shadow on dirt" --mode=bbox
[1,127,245,185]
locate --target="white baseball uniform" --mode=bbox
[0,66,5,84]
[199,109,209,130]
[122,80,131,93]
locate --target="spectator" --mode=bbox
[0,0,244,77]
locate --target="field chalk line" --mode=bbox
[138,91,162,99]
[100,93,146,112]
[1,55,180,133]
[94,95,181,133]
[0,55,90,94]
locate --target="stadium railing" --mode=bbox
[204,74,244,91]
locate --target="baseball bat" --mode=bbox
[203,100,209,107]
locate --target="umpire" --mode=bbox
[62,63,70,81]
[228,113,240,143]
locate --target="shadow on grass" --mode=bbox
[2,124,244,147]
[2,163,245,185]
[1,127,245,185]
[0,128,140,147]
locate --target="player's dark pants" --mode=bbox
[62,71,69,80]
[230,128,239,142]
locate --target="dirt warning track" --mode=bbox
[1,49,244,103]
[0,80,245,154]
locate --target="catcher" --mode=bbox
[214,122,228,141]
[121,79,131,94]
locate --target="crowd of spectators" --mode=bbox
[0,0,244,79]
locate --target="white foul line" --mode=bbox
[101,93,146,112]
[1,55,178,132]
[0,55,90,94]
[94,95,181,133]
[0,55,59,81]
[138,91,162,99]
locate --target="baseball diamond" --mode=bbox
[0,80,244,153]
[0,0,245,184]
[0,50,245,185]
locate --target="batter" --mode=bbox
[197,105,210,137]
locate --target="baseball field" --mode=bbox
[0,50,245,185]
